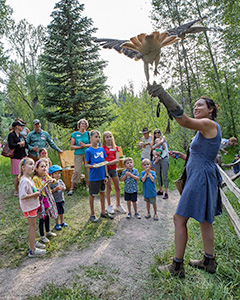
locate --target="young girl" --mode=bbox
[39,148,52,168]
[33,159,58,243]
[18,158,46,257]
[85,130,114,222]
[102,131,126,214]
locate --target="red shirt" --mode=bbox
[102,145,119,170]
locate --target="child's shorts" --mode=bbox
[124,192,137,202]
[108,169,118,178]
[23,208,38,218]
[89,180,105,196]
[144,197,156,205]
[56,201,65,215]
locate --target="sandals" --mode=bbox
[153,214,159,221]
[13,192,18,197]
[145,214,151,219]
[67,190,73,196]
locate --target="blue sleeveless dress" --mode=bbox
[176,122,222,224]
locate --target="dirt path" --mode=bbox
[0,191,179,300]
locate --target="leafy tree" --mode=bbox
[40,0,110,129]
[0,0,12,68]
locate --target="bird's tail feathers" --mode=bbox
[161,36,180,48]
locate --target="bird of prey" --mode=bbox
[95,17,209,83]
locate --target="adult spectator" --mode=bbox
[15,119,30,139]
[26,119,62,162]
[8,120,28,196]
[138,127,152,161]
[67,119,91,196]
[151,129,169,199]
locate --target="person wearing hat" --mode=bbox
[138,127,152,161]
[26,119,63,162]
[49,165,68,230]
[7,120,28,196]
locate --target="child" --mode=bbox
[85,130,114,222]
[232,154,240,174]
[102,131,126,214]
[39,148,52,167]
[120,157,141,219]
[152,137,163,164]
[33,159,58,243]
[140,158,158,220]
[49,165,68,230]
[18,158,46,257]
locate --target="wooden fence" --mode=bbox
[218,162,240,239]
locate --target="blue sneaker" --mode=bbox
[61,222,69,227]
[54,224,62,230]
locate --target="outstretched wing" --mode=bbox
[168,17,209,38]
[94,38,143,60]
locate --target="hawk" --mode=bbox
[95,17,209,83]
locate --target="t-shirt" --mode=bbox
[49,179,65,203]
[19,176,40,212]
[141,136,152,159]
[141,170,157,198]
[71,131,90,155]
[85,147,107,181]
[102,145,119,170]
[121,168,139,193]
[220,138,229,150]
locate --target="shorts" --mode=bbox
[108,169,118,178]
[144,197,156,204]
[89,180,105,196]
[124,192,137,202]
[23,208,38,218]
[56,201,65,215]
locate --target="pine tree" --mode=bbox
[40,0,110,129]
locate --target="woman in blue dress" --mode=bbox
[148,83,222,278]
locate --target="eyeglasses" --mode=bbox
[154,131,161,134]
[41,152,47,155]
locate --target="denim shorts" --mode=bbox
[108,169,118,178]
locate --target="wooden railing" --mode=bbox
[218,164,240,239]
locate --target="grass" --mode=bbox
[1,146,240,299]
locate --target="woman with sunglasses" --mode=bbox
[151,129,169,199]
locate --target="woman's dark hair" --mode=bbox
[200,96,218,120]
[153,129,162,143]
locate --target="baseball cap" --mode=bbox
[33,119,40,125]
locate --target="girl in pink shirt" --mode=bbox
[19,158,46,258]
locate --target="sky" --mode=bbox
[6,0,154,94]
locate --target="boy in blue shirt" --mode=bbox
[141,158,158,221]
[121,157,141,219]
[85,130,114,223]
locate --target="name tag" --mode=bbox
[110,148,115,151]
[41,136,45,140]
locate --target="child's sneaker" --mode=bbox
[107,205,114,214]
[153,214,159,221]
[135,213,141,219]
[28,248,46,258]
[126,213,131,219]
[41,236,50,243]
[46,231,57,237]
[35,241,46,249]
[145,214,151,219]
[54,224,62,230]
[90,215,98,223]
[61,222,69,227]
[116,205,126,214]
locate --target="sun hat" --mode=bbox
[12,120,25,127]
[139,127,150,134]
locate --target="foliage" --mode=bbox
[40,0,110,129]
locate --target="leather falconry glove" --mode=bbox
[148,82,184,119]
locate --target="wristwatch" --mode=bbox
[105,175,109,178]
